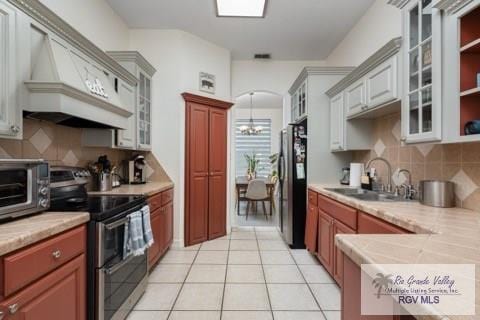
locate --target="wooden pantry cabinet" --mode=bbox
[183,93,233,247]
[148,188,174,269]
[0,225,86,320]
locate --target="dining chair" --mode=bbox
[245,179,269,220]
[236,176,248,215]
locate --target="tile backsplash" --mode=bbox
[0,118,170,183]
[353,112,480,211]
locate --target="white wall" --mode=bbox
[326,0,402,66]
[232,60,326,98]
[39,0,129,51]
[129,29,232,247]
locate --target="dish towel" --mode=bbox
[141,205,154,247]
[123,219,131,258]
[129,211,146,256]
[123,205,155,257]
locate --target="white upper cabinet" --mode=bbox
[437,0,480,143]
[366,57,398,108]
[137,72,152,150]
[400,0,442,143]
[330,94,345,151]
[327,38,402,121]
[291,80,307,122]
[345,79,367,117]
[107,51,156,151]
[0,0,21,139]
[117,80,136,148]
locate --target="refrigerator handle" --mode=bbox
[279,155,285,180]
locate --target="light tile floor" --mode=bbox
[129,227,341,320]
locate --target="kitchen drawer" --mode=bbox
[149,192,163,211]
[308,190,318,207]
[161,188,174,206]
[318,195,357,230]
[358,211,410,234]
[3,225,86,297]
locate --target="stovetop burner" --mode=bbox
[49,166,147,221]
[51,195,146,221]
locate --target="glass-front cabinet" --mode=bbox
[402,0,442,143]
[291,80,307,122]
[138,72,152,150]
[107,51,156,151]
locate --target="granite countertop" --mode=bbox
[88,181,174,197]
[0,212,90,256]
[309,184,480,320]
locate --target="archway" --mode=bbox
[229,90,284,229]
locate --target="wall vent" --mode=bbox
[254,53,271,59]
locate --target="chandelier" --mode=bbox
[240,93,262,135]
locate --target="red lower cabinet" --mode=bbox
[304,204,319,253]
[333,220,355,287]
[358,212,410,234]
[148,188,174,269]
[0,254,86,320]
[342,254,415,320]
[0,226,87,320]
[317,209,334,274]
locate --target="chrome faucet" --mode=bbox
[398,169,416,200]
[365,157,393,193]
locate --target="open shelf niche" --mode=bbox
[460,5,480,136]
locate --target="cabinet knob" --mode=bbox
[10,125,20,134]
[8,304,18,314]
[52,250,62,259]
[400,136,407,142]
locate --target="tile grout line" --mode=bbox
[165,244,202,320]
[219,235,231,319]
[287,249,330,320]
[255,228,275,320]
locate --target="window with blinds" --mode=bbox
[235,119,272,178]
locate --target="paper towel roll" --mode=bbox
[349,163,364,187]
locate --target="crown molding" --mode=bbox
[387,0,411,9]
[325,37,402,98]
[288,67,355,95]
[107,51,157,77]
[434,0,473,14]
[7,0,137,86]
[182,92,234,110]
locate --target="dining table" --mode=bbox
[235,176,276,216]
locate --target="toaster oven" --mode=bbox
[0,159,50,222]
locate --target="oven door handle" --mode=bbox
[104,216,130,230]
[105,254,136,275]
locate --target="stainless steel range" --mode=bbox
[50,166,148,320]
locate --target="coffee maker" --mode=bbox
[125,155,147,184]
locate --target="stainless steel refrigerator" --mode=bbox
[278,120,307,249]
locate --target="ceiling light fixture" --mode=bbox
[240,93,263,136]
[216,0,267,18]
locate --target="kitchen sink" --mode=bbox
[325,188,414,202]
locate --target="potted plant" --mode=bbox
[269,153,279,180]
[244,153,260,180]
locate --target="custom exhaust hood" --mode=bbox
[24,28,135,129]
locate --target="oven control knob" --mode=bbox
[39,187,48,196]
[39,199,49,208]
